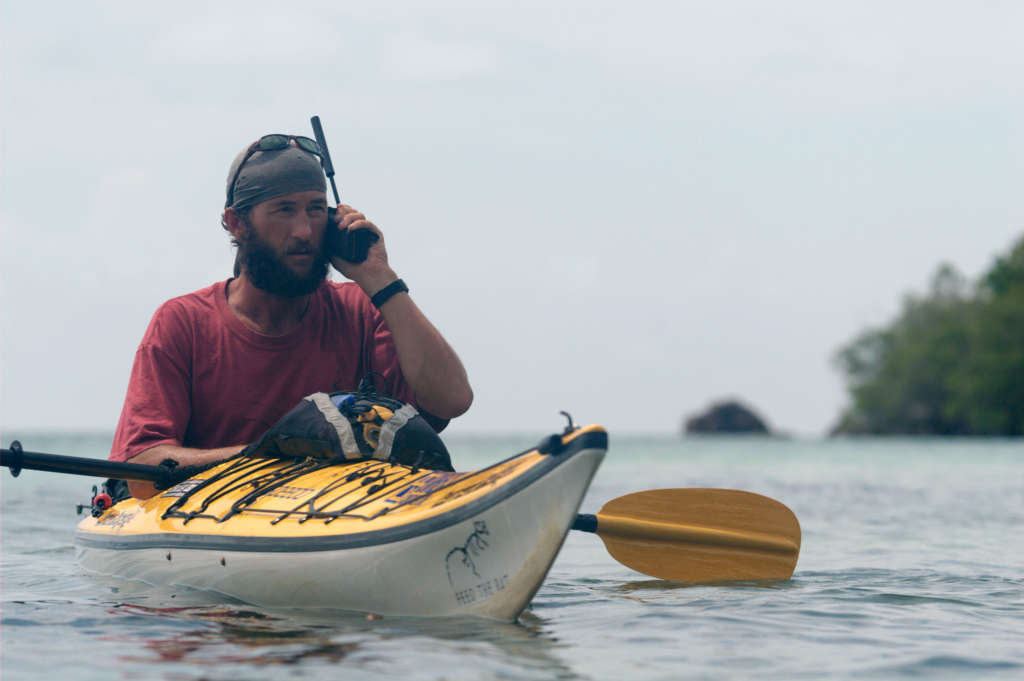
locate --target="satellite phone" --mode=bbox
[310,115,378,263]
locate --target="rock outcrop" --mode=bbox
[684,400,770,435]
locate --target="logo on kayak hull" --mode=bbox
[445,521,490,584]
[445,520,509,606]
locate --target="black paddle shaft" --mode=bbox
[572,513,598,533]
[1,441,166,482]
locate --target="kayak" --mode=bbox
[74,424,607,620]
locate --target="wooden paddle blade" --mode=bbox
[594,489,801,583]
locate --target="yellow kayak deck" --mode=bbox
[78,425,609,548]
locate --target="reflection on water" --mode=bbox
[90,598,574,677]
[615,577,792,593]
[110,605,354,665]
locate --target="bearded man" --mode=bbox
[110,134,473,498]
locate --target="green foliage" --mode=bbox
[834,236,1024,436]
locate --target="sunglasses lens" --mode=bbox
[257,134,290,151]
[294,137,322,156]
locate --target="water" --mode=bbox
[2,432,1022,680]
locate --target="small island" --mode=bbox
[832,235,1024,436]
[684,400,771,435]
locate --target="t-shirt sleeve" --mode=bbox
[109,302,194,462]
[368,307,450,433]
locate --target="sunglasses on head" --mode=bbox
[227,134,324,207]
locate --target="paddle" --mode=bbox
[573,488,801,582]
[1,442,800,583]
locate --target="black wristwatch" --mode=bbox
[370,279,409,308]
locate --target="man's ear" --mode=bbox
[223,207,245,240]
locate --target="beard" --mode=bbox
[237,222,329,298]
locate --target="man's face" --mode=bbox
[237,190,331,297]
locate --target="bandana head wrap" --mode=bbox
[225,140,326,209]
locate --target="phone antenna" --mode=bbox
[310,115,341,205]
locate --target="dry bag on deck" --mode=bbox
[240,391,453,471]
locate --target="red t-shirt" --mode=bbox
[110,279,435,462]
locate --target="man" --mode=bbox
[110,134,473,497]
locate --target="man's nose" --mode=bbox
[291,213,314,241]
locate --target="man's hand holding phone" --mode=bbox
[325,205,380,263]
[326,205,396,297]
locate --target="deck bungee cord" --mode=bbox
[161,455,458,525]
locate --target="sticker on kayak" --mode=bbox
[383,471,461,505]
[429,459,528,508]
[161,479,207,498]
[384,458,532,508]
[96,509,138,528]
[445,520,510,606]
[262,485,315,500]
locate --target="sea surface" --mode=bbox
[1,432,1021,680]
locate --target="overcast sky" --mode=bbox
[2,2,1022,438]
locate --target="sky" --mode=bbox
[1,1,1022,438]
